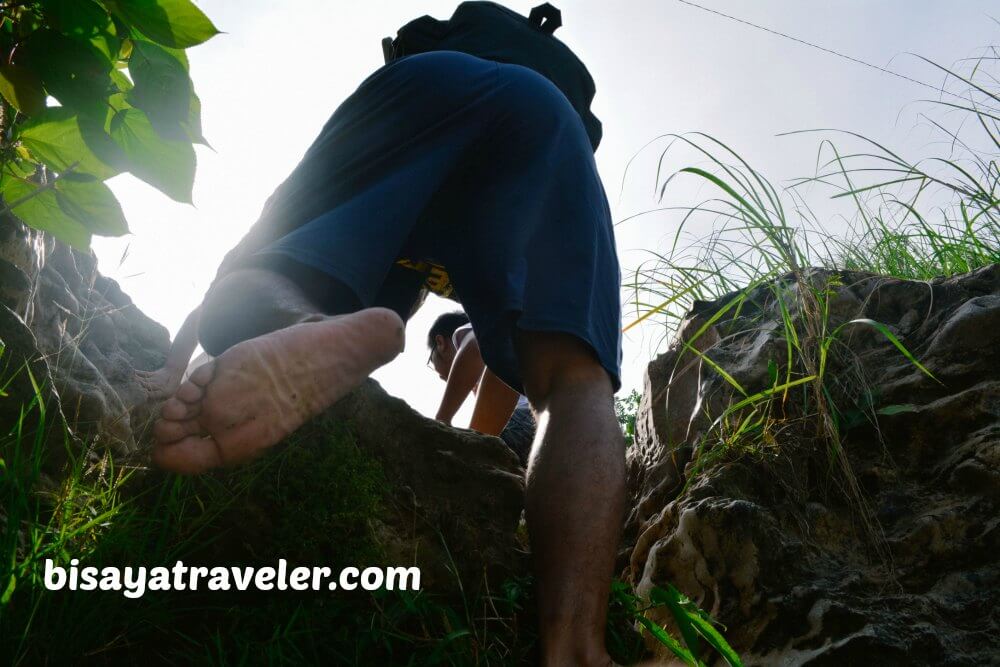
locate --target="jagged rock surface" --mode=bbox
[0,213,170,455]
[333,380,526,589]
[625,265,1000,666]
[0,214,526,594]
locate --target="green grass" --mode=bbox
[0,366,740,665]
[624,49,998,565]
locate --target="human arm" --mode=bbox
[468,368,519,437]
[136,305,203,400]
[434,332,486,424]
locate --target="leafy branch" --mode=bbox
[0,0,219,249]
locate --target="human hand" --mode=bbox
[135,366,184,401]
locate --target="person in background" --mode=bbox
[427,311,535,465]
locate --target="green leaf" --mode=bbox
[0,64,46,116]
[1,572,14,606]
[634,614,700,666]
[652,585,744,667]
[107,91,131,114]
[41,0,120,61]
[104,0,220,49]
[682,339,747,397]
[650,586,702,658]
[6,160,36,180]
[109,108,195,202]
[2,175,92,250]
[19,107,124,180]
[132,36,189,70]
[876,404,919,416]
[21,28,115,116]
[184,89,206,144]
[110,67,134,94]
[126,39,194,138]
[54,173,129,236]
[117,36,134,60]
[766,358,778,387]
[115,40,203,143]
[14,10,44,39]
[827,318,940,383]
[714,375,817,423]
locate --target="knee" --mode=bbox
[515,331,614,409]
[197,270,274,356]
[198,314,237,357]
[198,281,246,356]
[523,363,613,414]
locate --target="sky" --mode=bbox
[91,0,998,422]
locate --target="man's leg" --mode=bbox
[515,330,625,667]
[152,267,404,474]
[196,266,361,356]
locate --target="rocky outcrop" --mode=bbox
[625,265,1000,665]
[0,213,526,595]
[1,213,170,456]
[324,379,526,590]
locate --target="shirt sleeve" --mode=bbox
[451,323,474,349]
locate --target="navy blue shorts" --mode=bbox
[224,50,622,393]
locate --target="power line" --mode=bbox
[674,0,967,101]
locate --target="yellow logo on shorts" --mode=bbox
[396,258,455,299]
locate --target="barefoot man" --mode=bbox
[144,39,624,665]
[426,310,536,465]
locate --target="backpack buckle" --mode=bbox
[381,36,395,64]
[529,3,562,35]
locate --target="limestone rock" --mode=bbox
[0,213,170,455]
[625,265,1000,665]
[327,379,526,586]
[200,380,528,593]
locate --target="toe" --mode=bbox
[188,360,216,387]
[161,397,197,421]
[175,380,204,404]
[153,417,203,445]
[151,435,225,474]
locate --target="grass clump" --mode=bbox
[215,416,388,567]
[623,47,999,565]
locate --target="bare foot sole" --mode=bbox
[152,307,404,474]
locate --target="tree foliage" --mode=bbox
[0,0,218,249]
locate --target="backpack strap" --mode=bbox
[528,3,562,35]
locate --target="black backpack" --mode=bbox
[382,2,602,151]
